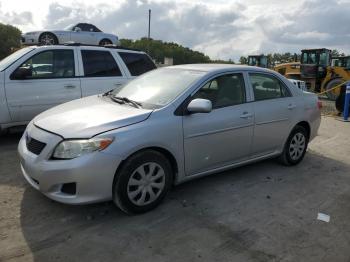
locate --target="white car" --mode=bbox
[21,23,119,46]
[0,44,156,131]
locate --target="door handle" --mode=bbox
[287,104,296,110]
[114,83,123,87]
[240,112,253,119]
[64,84,76,89]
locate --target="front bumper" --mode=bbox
[18,123,122,204]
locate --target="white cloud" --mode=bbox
[0,0,349,61]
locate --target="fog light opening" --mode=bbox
[61,183,76,195]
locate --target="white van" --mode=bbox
[0,44,156,131]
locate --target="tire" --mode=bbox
[325,78,342,101]
[99,39,112,46]
[278,126,309,166]
[39,33,58,45]
[113,150,173,214]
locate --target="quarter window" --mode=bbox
[249,73,290,101]
[81,50,122,77]
[118,52,156,76]
[193,73,246,109]
[11,50,75,80]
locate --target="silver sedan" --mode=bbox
[18,64,321,214]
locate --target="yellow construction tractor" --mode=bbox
[300,48,350,100]
[331,56,350,67]
[274,62,301,80]
[247,55,269,68]
[275,49,349,100]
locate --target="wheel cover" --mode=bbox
[127,162,165,206]
[289,132,306,161]
[41,34,55,45]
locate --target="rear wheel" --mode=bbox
[39,33,58,45]
[325,78,342,101]
[113,150,173,214]
[279,126,309,166]
[99,39,112,46]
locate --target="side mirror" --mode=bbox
[187,99,212,114]
[10,67,32,80]
[74,27,82,32]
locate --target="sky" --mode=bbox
[0,0,349,61]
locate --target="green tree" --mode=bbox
[120,38,211,65]
[239,56,247,64]
[0,23,21,60]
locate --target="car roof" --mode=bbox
[169,63,274,74]
[31,44,145,54]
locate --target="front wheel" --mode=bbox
[278,126,309,166]
[113,150,173,214]
[99,39,112,46]
[39,33,58,45]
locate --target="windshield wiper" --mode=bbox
[111,96,142,108]
[102,90,113,96]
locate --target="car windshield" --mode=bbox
[64,24,75,31]
[111,68,206,109]
[0,47,35,72]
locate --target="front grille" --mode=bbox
[26,136,46,155]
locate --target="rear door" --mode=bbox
[248,72,297,157]
[183,72,254,175]
[78,48,128,96]
[4,48,81,122]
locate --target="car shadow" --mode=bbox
[2,151,350,261]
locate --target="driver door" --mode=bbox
[70,24,97,45]
[183,73,254,176]
[4,49,81,122]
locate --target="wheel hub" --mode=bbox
[289,132,306,161]
[127,162,165,206]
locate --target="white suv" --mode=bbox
[0,44,156,131]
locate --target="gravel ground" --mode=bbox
[1,116,350,262]
[319,97,337,116]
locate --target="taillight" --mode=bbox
[317,100,323,109]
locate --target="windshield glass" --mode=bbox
[64,24,75,31]
[0,47,35,71]
[111,68,206,109]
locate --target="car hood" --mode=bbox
[33,95,153,139]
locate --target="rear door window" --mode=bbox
[118,52,156,76]
[249,73,291,101]
[81,50,122,77]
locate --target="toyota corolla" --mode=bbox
[18,64,321,214]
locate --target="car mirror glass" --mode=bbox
[74,27,82,32]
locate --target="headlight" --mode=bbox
[53,137,114,159]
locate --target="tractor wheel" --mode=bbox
[325,78,342,101]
